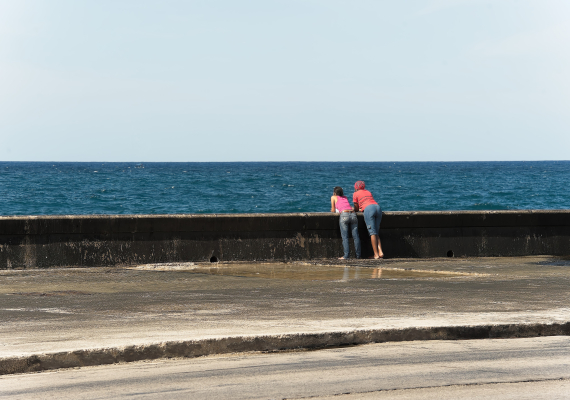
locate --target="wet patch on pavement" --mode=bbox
[176,263,482,281]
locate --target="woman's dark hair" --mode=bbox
[333,186,344,196]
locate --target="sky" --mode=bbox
[1,0,569,162]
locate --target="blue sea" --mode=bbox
[0,161,568,216]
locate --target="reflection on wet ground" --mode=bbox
[133,263,483,281]
[1,257,567,296]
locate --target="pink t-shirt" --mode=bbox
[335,196,352,212]
[353,190,377,211]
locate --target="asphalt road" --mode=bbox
[2,336,569,399]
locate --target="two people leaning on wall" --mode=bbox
[331,181,384,260]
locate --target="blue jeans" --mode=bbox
[339,212,361,259]
[363,204,382,236]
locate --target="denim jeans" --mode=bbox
[363,204,382,236]
[339,212,361,259]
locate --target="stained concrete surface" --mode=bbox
[1,256,570,366]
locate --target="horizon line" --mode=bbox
[1,160,569,163]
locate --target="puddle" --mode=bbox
[181,264,478,281]
[536,259,570,267]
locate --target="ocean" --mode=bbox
[0,161,568,216]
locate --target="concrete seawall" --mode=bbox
[1,210,569,268]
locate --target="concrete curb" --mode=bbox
[2,322,570,376]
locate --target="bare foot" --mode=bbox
[338,257,347,260]
[377,246,384,259]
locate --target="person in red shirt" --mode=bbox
[353,181,384,259]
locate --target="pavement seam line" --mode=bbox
[304,377,570,399]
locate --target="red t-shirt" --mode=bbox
[353,190,377,211]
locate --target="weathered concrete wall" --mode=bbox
[0,211,569,268]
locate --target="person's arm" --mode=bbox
[331,195,337,213]
[353,193,359,212]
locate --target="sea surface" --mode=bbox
[0,161,568,216]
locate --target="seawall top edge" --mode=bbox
[0,210,569,220]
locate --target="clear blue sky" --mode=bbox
[1,0,569,162]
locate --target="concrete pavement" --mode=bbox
[1,256,570,374]
[2,337,569,399]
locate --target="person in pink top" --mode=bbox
[331,186,361,259]
[353,180,384,259]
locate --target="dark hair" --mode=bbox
[333,186,344,196]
